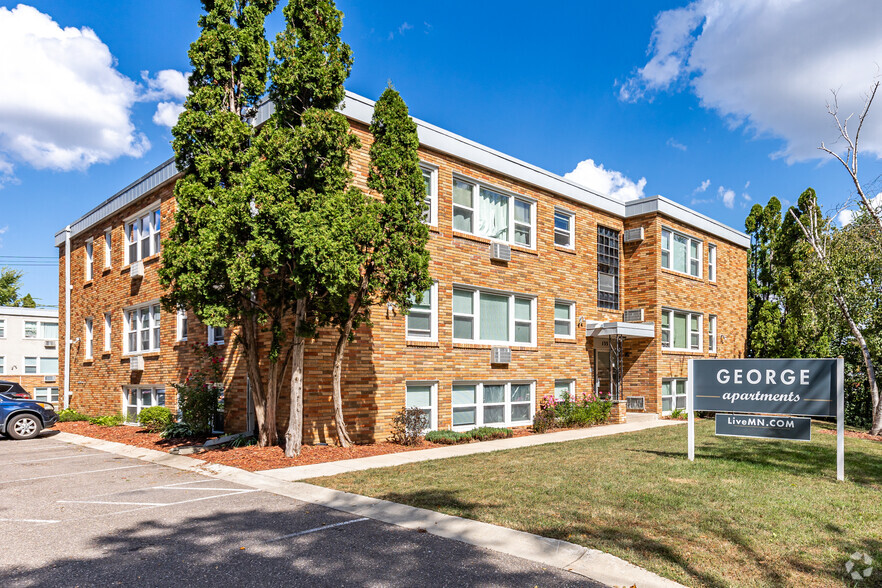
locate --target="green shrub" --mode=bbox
[172,342,225,435]
[669,407,688,420]
[89,414,124,427]
[138,406,174,433]
[228,434,256,448]
[57,408,89,422]
[389,407,429,445]
[532,409,556,433]
[161,421,197,439]
[465,427,512,441]
[425,430,468,444]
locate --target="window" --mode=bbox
[85,238,94,281]
[124,303,161,354]
[0,319,5,338]
[708,244,717,282]
[24,321,56,340]
[104,313,112,352]
[124,386,166,423]
[662,379,687,413]
[554,209,575,248]
[405,382,437,430]
[34,387,59,403]
[554,379,575,401]
[452,381,534,429]
[24,357,57,375]
[406,283,437,341]
[554,300,575,338]
[452,178,535,247]
[104,228,112,268]
[40,322,58,339]
[177,308,188,342]
[452,287,535,345]
[125,205,161,264]
[662,228,702,278]
[24,321,37,339]
[708,314,717,353]
[420,165,437,226]
[208,326,225,346]
[0,356,4,374]
[84,317,93,359]
[661,309,702,351]
[597,226,620,310]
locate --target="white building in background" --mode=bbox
[0,307,60,402]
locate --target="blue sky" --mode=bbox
[1,0,881,306]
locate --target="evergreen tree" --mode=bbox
[159,0,284,446]
[0,268,36,307]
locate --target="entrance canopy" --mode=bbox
[586,321,655,339]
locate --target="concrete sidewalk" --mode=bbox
[260,412,684,481]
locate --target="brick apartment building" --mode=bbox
[0,307,60,402]
[55,92,748,442]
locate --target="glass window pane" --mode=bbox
[141,390,152,407]
[483,385,505,404]
[662,397,672,412]
[423,170,432,196]
[406,385,432,408]
[40,322,59,339]
[554,321,570,336]
[676,380,686,395]
[452,385,476,405]
[452,407,476,426]
[661,250,669,268]
[554,231,571,247]
[453,208,472,233]
[453,317,473,340]
[690,315,699,332]
[555,380,571,399]
[407,313,431,334]
[554,303,570,321]
[479,293,509,341]
[39,357,58,373]
[514,298,531,321]
[675,396,686,409]
[514,323,531,343]
[484,405,504,424]
[156,390,166,406]
[452,289,473,315]
[514,200,531,224]
[661,312,669,328]
[662,381,671,397]
[511,403,531,422]
[554,212,570,232]
[673,313,687,348]
[673,234,688,273]
[412,288,431,310]
[690,240,699,259]
[127,406,138,422]
[511,384,531,403]
[452,180,473,207]
[514,225,530,246]
[476,188,508,240]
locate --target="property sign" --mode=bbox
[715,413,812,441]
[692,358,837,417]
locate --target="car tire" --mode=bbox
[7,414,43,440]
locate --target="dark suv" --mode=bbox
[0,381,59,440]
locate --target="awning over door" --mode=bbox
[586,321,655,339]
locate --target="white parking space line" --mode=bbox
[1,464,151,484]
[58,500,168,506]
[267,518,370,543]
[0,453,106,465]
[0,518,60,524]
[152,486,250,491]
[61,489,261,521]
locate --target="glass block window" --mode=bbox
[597,226,620,310]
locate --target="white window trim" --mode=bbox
[0,318,5,339]
[208,325,225,346]
[176,308,189,342]
[123,301,161,355]
[554,299,576,339]
[33,387,59,403]
[420,162,438,227]
[708,244,717,282]
[23,320,57,341]
[406,281,438,342]
[661,227,703,278]
[23,356,59,376]
[553,207,576,250]
[452,285,537,347]
[123,386,166,423]
[123,200,162,266]
[85,238,94,281]
[104,313,112,352]
[661,378,688,415]
[405,381,438,431]
[661,308,703,352]
[451,173,537,249]
[554,379,576,401]
[104,228,113,269]
[708,314,717,353]
[84,317,93,359]
[451,381,535,431]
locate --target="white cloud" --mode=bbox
[564,159,646,201]
[398,21,413,35]
[837,193,882,226]
[620,0,882,162]
[718,185,735,209]
[152,102,185,128]
[0,4,149,177]
[0,225,7,247]
[141,69,188,101]
[666,137,687,151]
[694,178,711,193]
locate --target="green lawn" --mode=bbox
[310,421,882,587]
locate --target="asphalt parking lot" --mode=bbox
[0,432,601,587]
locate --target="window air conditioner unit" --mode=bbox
[130,355,144,371]
[490,346,511,364]
[623,227,644,243]
[130,261,144,278]
[43,375,56,383]
[44,340,57,349]
[626,396,645,410]
[623,308,644,322]
[489,242,511,262]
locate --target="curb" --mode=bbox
[54,431,685,588]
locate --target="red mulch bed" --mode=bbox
[818,428,882,442]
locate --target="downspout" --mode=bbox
[63,225,72,410]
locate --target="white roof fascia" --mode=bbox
[0,306,59,318]
[56,91,748,249]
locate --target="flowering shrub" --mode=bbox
[532,391,612,433]
[172,342,225,436]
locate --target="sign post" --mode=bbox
[688,358,845,481]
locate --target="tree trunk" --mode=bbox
[285,298,307,457]
[832,293,881,434]
[332,317,354,448]
[241,314,278,447]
